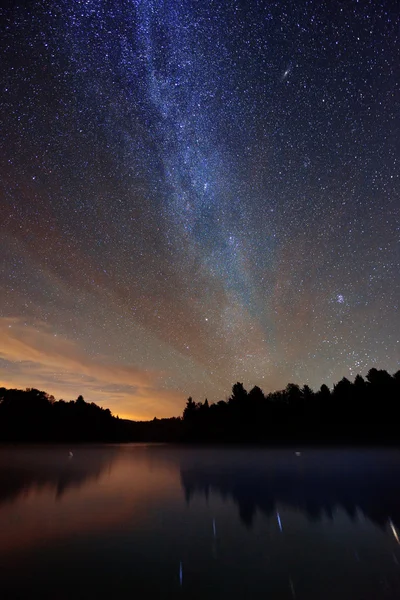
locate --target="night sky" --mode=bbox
[1,0,399,419]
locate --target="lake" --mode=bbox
[0,445,400,599]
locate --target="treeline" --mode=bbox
[1,368,399,443]
[0,387,181,443]
[181,368,400,443]
[0,388,128,442]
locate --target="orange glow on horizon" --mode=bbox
[0,318,185,419]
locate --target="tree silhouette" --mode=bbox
[178,369,400,444]
[183,397,197,422]
[229,382,248,408]
[0,367,399,444]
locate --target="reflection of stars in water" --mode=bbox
[276,511,283,532]
[389,519,400,544]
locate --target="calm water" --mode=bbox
[1,446,400,599]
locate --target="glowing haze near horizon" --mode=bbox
[0,0,399,420]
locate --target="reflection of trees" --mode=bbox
[180,450,400,530]
[0,446,119,504]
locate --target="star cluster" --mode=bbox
[0,0,399,418]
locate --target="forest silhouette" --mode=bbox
[0,368,399,443]
[180,368,400,444]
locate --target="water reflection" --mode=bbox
[0,446,400,600]
[0,444,178,556]
[0,445,119,503]
[178,448,400,530]
[1,446,400,535]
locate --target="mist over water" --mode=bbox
[1,445,400,599]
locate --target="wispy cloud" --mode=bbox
[0,318,183,419]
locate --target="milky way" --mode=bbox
[0,1,399,418]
